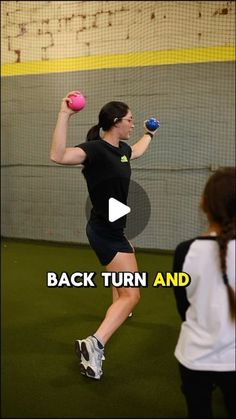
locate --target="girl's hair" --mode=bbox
[202,167,236,321]
[86,101,129,141]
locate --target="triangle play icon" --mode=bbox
[108,198,131,222]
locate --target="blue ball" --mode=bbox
[145,117,160,131]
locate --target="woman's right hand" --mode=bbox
[60,91,82,115]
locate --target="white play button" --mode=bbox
[108,198,131,222]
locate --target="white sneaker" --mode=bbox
[75,336,105,380]
[128,312,133,318]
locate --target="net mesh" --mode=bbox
[1,1,235,250]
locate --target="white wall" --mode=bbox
[1,1,235,64]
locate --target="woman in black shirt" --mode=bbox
[50,91,159,380]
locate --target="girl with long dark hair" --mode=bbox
[173,167,236,418]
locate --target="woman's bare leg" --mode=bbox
[112,286,119,303]
[94,252,140,345]
[112,285,133,317]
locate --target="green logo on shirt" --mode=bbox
[121,155,128,163]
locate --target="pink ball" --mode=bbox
[68,93,86,111]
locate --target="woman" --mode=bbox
[173,167,236,418]
[50,92,159,379]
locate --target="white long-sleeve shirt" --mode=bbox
[173,234,235,371]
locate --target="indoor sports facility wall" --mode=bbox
[1,1,235,251]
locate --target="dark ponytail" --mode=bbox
[217,220,236,321]
[86,101,129,142]
[202,167,236,321]
[86,124,101,142]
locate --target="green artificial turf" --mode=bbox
[1,239,228,418]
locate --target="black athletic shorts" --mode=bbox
[86,221,134,266]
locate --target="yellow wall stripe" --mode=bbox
[1,46,235,77]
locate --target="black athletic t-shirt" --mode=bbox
[76,139,132,230]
